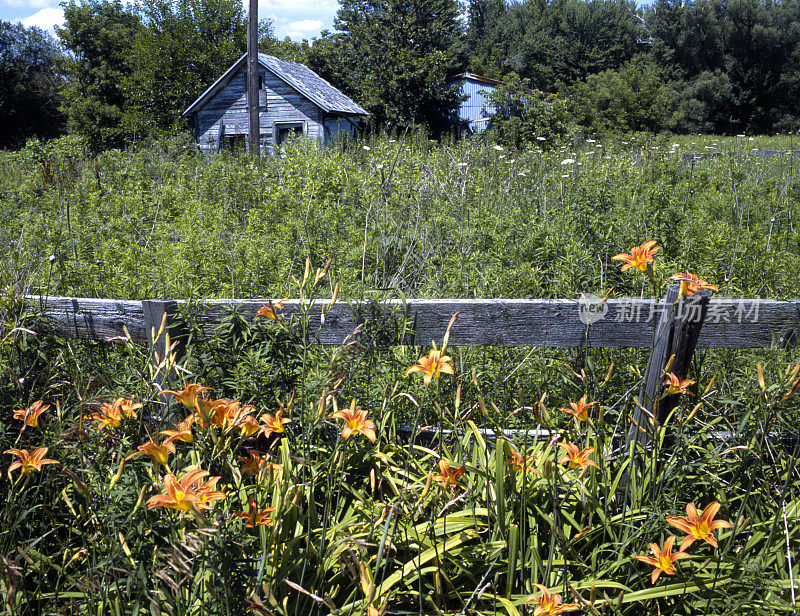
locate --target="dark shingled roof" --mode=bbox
[182,53,368,117]
[259,54,367,115]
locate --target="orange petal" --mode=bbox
[700,501,721,523]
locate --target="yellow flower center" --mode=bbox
[659,555,672,571]
[694,521,710,538]
[147,446,169,465]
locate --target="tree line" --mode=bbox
[2,0,800,151]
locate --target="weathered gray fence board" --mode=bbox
[27,296,148,343]
[25,296,800,350]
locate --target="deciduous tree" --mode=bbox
[58,0,143,151]
[0,21,64,148]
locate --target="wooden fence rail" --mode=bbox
[25,294,800,350]
[23,291,800,455]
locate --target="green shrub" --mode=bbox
[486,72,574,149]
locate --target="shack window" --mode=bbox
[222,134,246,152]
[275,122,304,145]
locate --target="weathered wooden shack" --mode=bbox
[182,53,368,154]
[446,72,503,135]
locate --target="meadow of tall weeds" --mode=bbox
[1,133,799,614]
[2,131,800,301]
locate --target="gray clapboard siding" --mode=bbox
[197,67,321,146]
[25,296,800,350]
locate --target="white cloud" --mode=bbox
[1,0,54,8]
[257,0,337,40]
[287,19,323,32]
[261,0,337,11]
[21,7,63,31]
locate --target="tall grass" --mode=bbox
[1,131,799,301]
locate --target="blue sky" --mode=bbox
[1,0,339,40]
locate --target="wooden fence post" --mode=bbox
[626,284,710,452]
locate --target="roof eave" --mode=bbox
[182,53,247,117]
[182,53,370,118]
[326,109,369,117]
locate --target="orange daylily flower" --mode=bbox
[235,496,276,528]
[667,501,733,551]
[127,435,176,466]
[258,409,292,437]
[669,271,719,297]
[161,383,212,412]
[239,415,261,437]
[89,403,120,430]
[114,396,142,418]
[557,443,599,470]
[662,373,695,396]
[612,240,660,272]
[5,447,58,475]
[633,536,690,584]
[524,584,580,615]
[329,399,377,442]
[160,415,195,443]
[432,459,466,488]
[506,448,537,475]
[559,395,597,422]
[239,450,283,477]
[239,450,265,476]
[147,472,200,512]
[405,344,454,386]
[255,299,287,321]
[192,475,226,509]
[12,400,50,427]
[147,467,225,512]
[89,406,122,430]
[192,397,220,429]
[88,396,140,431]
[210,399,255,430]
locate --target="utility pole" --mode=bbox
[247,0,259,157]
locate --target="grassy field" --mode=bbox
[2,131,800,301]
[1,133,799,615]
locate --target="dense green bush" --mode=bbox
[569,56,674,135]
[485,73,574,148]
